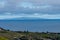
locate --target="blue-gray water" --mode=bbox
[0,20,60,32]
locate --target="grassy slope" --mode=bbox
[0,31,60,40]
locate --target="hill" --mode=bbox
[0,27,60,40]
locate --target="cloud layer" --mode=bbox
[0,13,60,20]
[0,0,60,19]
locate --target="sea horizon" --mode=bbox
[0,19,60,33]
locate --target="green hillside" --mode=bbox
[0,28,60,40]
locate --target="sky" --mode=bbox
[0,0,60,19]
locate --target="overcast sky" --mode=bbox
[0,0,60,19]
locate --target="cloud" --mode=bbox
[0,13,60,20]
[0,15,22,20]
[0,0,60,20]
[0,0,58,10]
[17,2,52,9]
[4,12,12,15]
[0,1,6,8]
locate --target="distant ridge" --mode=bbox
[0,19,60,21]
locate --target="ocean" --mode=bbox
[0,19,60,32]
